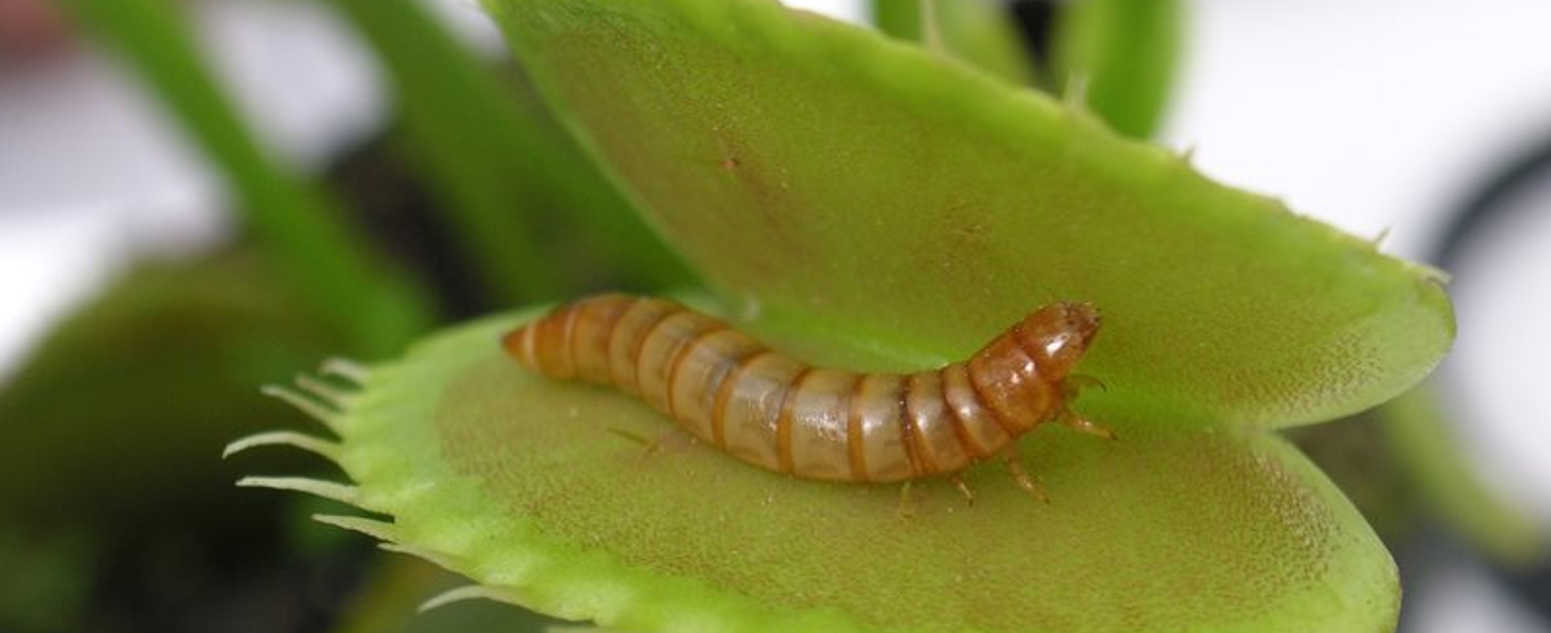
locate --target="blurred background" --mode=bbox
[1,0,1548,631]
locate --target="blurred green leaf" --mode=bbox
[872,0,1037,86]
[60,0,431,355]
[1051,0,1184,138]
[327,0,694,303]
[0,529,93,633]
[0,254,341,526]
[1381,386,1545,565]
[1290,388,1546,567]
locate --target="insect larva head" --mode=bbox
[1013,302,1101,379]
[500,323,539,371]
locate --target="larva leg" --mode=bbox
[1061,374,1107,398]
[606,427,652,447]
[605,427,691,459]
[1001,446,1049,503]
[949,474,975,505]
[1054,375,1115,439]
[896,480,917,519]
[1058,409,1116,440]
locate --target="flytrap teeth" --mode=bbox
[312,514,397,541]
[222,431,340,460]
[1370,226,1393,248]
[1063,74,1090,109]
[418,585,521,613]
[319,357,371,384]
[380,542,463,572]
[1180,144,1198,165]
[1419,264,1452,285]
[260,384,342,432]
[236,476,359,504]
[295,373,355,408]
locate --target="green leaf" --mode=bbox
[60,0,431,355]
[480,0,1451,429]
[236,311,1397,633]
[1286,411,1421,549]
[872,0,1037,86]
[0,529,93,632]
[1289,388,1546,567]
[0,254,342,526]
[326,0,694,302]
[1380,386,1545,565]
[1051,0,1183,138]
[228,2,1446,630]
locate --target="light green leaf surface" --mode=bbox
[1051,0,1183,138]
[1286,411,1420,548]
[481,0,1450,429]
[872,0,1037,86]
[243,311,1396,633]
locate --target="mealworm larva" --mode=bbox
[501,293,1112,496]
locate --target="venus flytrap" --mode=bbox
[230,1,1453,632]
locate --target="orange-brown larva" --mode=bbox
[502,293,1112,498]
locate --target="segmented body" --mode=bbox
[502,293,1103,483]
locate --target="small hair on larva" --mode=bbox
[501,293,1112,502]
